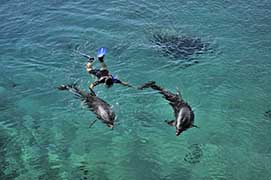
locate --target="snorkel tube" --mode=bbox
[78,51,94,62]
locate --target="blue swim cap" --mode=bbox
[97,48,107,57]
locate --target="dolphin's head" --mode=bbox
[175,126,183,136]
[175,106,194,136]
[165,119,184,136]
[106,121,114,129]
[175,109,185,136]
[106,110,115,129]
[97,105,115,128]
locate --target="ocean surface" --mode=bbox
[1,0,271,179]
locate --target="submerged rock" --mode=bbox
[151,32,210,60]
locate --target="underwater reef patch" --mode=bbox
[184,144,203,164]
[0,129,20,179]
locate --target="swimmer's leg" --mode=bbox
[98,56,107,70]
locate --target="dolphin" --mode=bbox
[57,84,115,128]
[138,81,198,136]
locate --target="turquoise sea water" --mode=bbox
[1,0,271,179]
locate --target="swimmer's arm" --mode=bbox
[121,81,133,87]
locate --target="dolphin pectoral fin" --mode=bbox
[191,124,199,128]
[165,120,176,126]
[89,120,97,128]
[107,124,114,130]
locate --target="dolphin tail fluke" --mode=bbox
[57,84,85,98]
[57,85,69,91]
[57,83,78,90]
[138,81,167,93]
[138,82,178,102]
[138,81,156,90]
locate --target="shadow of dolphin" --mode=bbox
[57,84,115,129]
[138,81,198,136]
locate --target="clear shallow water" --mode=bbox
[1,0,271,179]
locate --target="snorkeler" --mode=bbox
[85,48,133,91]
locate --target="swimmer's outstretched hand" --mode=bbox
[121,82,136,89]
[127,84,136,88]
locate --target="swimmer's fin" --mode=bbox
[97,48,107,58]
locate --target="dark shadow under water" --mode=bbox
[149,31,215,69]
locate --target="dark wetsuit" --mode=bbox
[89,69,122,86]
[89,69,109,79]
